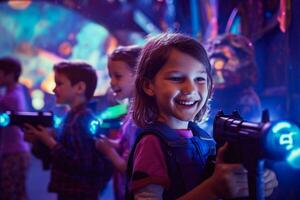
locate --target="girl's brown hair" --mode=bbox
[109,45,142,71]
[132,33,213,127]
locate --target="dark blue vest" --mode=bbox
[126,122,216,200]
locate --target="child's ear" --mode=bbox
[143,79,155,96]
[75,81,86,95]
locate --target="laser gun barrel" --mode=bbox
[0,111,54,128]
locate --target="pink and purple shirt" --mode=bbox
[130,129,193,191]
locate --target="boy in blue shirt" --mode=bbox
[24,61,112,200]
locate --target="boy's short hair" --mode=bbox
[54,61,97,100]
[0,56,22,81]
[109,45,142,71]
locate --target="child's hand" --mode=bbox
[23,128,38,143]
[95,135,127,172]
[263,168,278,197]
[23,124,57,149]
[95,135,115,156]
[210,143,249,199]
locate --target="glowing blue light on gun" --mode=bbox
[89,119,101,135]
[272,121,291,133]
[279,132,294,150]
[266,121,300,163]
[270,121,300,151]
[0,113,10,127]
[287,148,300,169]
[53,115,63,128]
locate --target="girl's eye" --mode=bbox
[195,77,206,82]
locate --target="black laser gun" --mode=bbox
[0,111,54,128]
[213,110,300,200]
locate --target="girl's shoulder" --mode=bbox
[133,134,166,167]
[137,134,161,147]
[132,134,169,188]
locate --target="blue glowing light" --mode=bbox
[0,112,10,127]
[287,148,300,169]
[230,16,241,35]
[266,121,300,160]
[272,121,292,133]
[273,121,300,151]
[279,132,294,150]
[53,115,63,129]
[89,119,101,135]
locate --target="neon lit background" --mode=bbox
[0,1,117,110]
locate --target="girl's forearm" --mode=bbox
[107,148,127,172]
[177,178,218,200]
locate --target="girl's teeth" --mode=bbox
[178,101,195,106]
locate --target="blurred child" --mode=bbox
[108,45,141,103]
[0,57,30,200]
[24,61,112,200]
[95,45,141,200]
[126,33,278,199]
